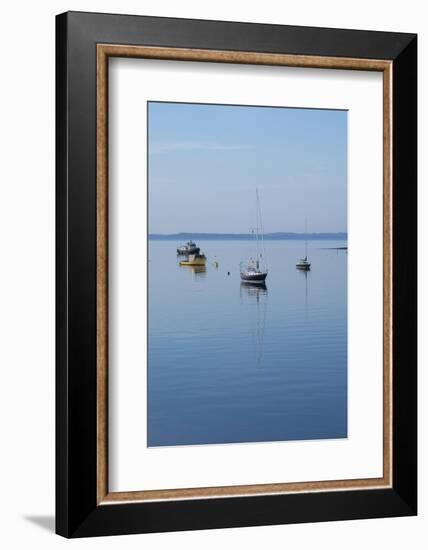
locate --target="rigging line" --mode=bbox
[257,188,267,268]
[255,189,259,264]
[305,218,308,258]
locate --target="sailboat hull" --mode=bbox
[240,272,268,283]
[296,259,311,270]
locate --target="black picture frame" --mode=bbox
[56,11,417,538]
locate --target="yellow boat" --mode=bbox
[179,253,207,266]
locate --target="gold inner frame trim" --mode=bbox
[96,44,393,505]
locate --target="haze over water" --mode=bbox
[147,238,347,447]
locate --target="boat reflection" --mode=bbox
[297,268,309,319]
[240,282,268,367]
[179,264,207,278]
[240,281,268,297]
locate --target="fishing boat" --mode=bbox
[240,189,268,284]
[179,253,207,266]
[296,220,311,270]
[177,240,200,255]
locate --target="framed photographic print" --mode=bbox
[56,11,417,537]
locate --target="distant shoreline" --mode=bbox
[149,232,347,241]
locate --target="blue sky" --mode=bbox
[148,102,347,234]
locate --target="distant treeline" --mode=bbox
[149,232,347,240]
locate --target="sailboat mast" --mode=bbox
[305,218,308,258]
[257,188,266,267]
[255,188,260,265]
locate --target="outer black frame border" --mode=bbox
[56,11,417,538]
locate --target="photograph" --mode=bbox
[147,101,348,447]
[0,0,420,544]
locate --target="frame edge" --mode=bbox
[56,11,418,537]
[55,11,69,538]
[391,34,418,515]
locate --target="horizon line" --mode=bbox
[150,231,347,235]
[148,231,348,241]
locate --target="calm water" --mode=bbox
[148,239,347,446]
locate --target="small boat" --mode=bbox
[296,220,311,270]
[179,253,207,266]
[177,240,200,255]
[296,256,311,270]
[240,189,268,284]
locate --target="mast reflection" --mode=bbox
[297,268,309,320]
[240,282,268,367]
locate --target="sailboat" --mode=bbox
[296,220,311,270]
[240,189,268,284]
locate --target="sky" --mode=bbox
[148,102,347,234]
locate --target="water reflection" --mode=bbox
[298,268,310,320]
[179,265,207,278]
[240,282,268,367]
[240,281,268,297]
[148,239,348,446]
